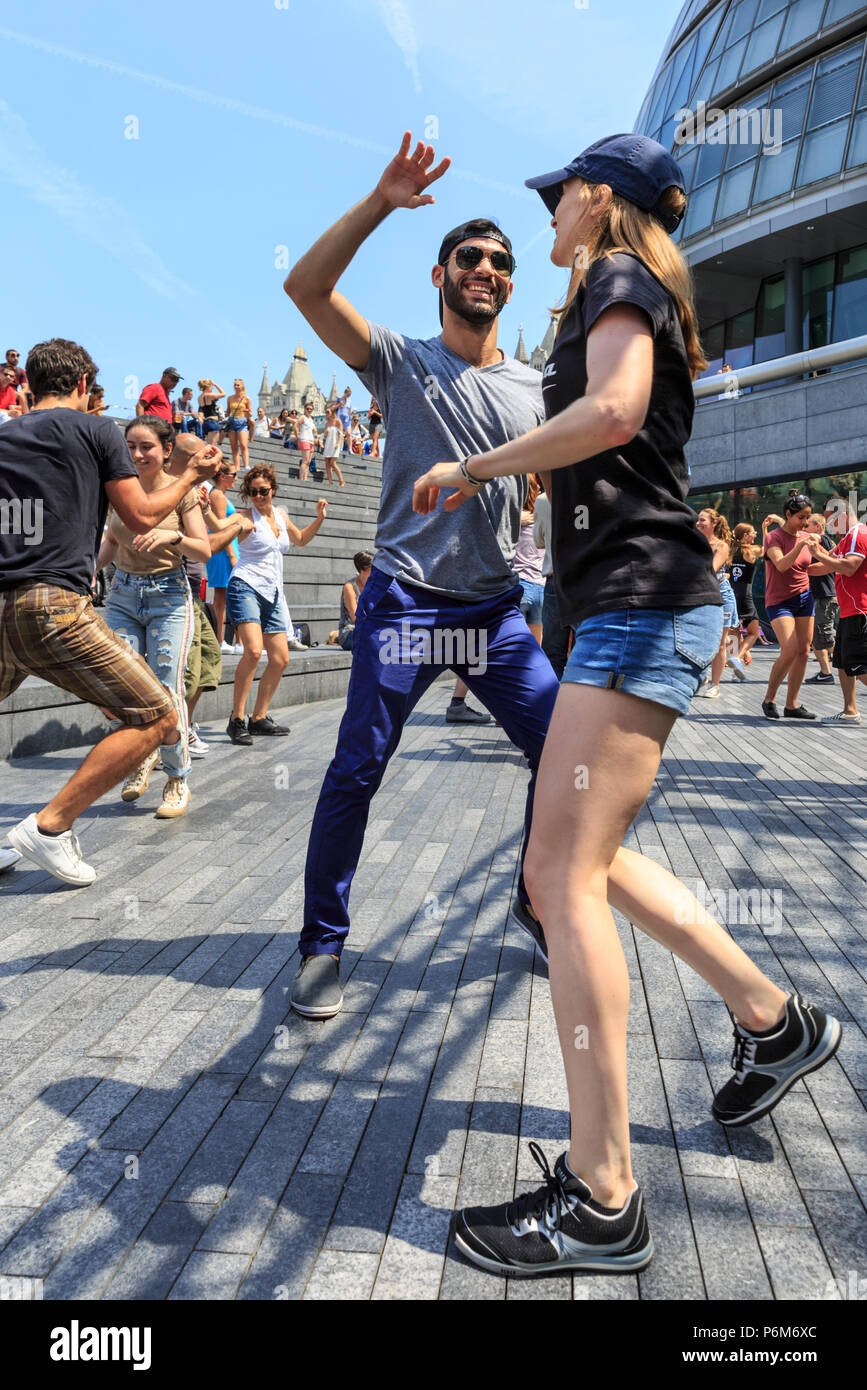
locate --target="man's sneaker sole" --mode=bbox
[509,900,548,963]
[714,1013,843,1128]
[289,996,343,1019]
[451,1214,654,1276]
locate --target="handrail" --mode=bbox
[694,334,867,399]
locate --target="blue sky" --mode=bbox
[0,0,682,415]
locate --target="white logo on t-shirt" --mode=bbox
[543,363,557,380]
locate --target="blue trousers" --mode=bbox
[301,568,560,956]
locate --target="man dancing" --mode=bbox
[284,132,559,1017]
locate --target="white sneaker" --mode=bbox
[6,814,96,886]
[0,846,22,873]
[728,656,747,681]
[233,644,244,655]
[287,637,308,652]
[155,776,191,819]
[188,727,209,758]
[121,749,160,802]
[698,683,720,698]
[220,641,235,655]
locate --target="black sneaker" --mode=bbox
[453,1143,653,1277]
[805,672,834,684]
[249,715,290,736]
[510,899,548,963]
[762,700,781,719]
[226,716,253,746]
[445,701,492,725]
[290,954,342,1018]
[783,705,817,719]
[712,994,842,1128]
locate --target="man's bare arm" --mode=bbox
[284,132,450,371]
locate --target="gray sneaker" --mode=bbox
[290,954,343,1018]
[445,701,492,725]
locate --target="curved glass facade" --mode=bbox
[634,1,867,244]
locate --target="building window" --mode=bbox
[755,275,787,361]
[832,244,867,339]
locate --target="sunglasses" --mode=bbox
[248,487,272,497]
[451,246,515,277]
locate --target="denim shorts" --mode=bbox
[227,418,247,433]
[766,589,815,621]
[202,418,222,435]
[225,576,285,634]
[719,579,739,628]
[563,605,725,716]
[518,578,545,626]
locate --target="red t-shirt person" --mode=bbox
[137,381,173,421]
[832,523,867,618]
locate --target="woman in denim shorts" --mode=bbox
[696,508,747,696]
[224,464,327,743]
[98,415,211,819]
[514,475,546,643]
[413,133,841,1278]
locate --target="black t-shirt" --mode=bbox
[0,408,137,595]
[544,251,721,625]
[809,533,836,600]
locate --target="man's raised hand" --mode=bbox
[377,131,451,211]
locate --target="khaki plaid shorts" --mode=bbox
[0,583,175,725]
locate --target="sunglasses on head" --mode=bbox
[450,246,515,277]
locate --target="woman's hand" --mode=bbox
[235,514,255,541]
[132,528,176,553]
[316,498,328,521]
[412,462,478,515]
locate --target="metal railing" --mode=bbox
[694,334,867,399]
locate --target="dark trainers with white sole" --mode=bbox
[290,954,343,1019]
[712,993,842,1128]
[510,899,548,963]
[453,1143,653,1277]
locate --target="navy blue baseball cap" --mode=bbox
[525,134,686,233]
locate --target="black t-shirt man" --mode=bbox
[0,409,137,595]
[543,250,721,626]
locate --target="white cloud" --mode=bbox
[0,26,529,201]
[373,0,423,94]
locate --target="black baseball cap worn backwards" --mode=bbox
[437,219,514,267]
[525,134,686,234]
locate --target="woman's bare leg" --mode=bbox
[525,684,787,1206]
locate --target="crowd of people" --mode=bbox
[1,127,859,1283]
[166,371,382,470]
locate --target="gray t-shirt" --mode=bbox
[357,321,545,600]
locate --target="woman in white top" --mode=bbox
[322,406,346,487]
[295,400,321,482]
[224,463,327,743]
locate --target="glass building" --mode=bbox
[635,1,867,383]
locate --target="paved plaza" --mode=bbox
[0,650,866,1301]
